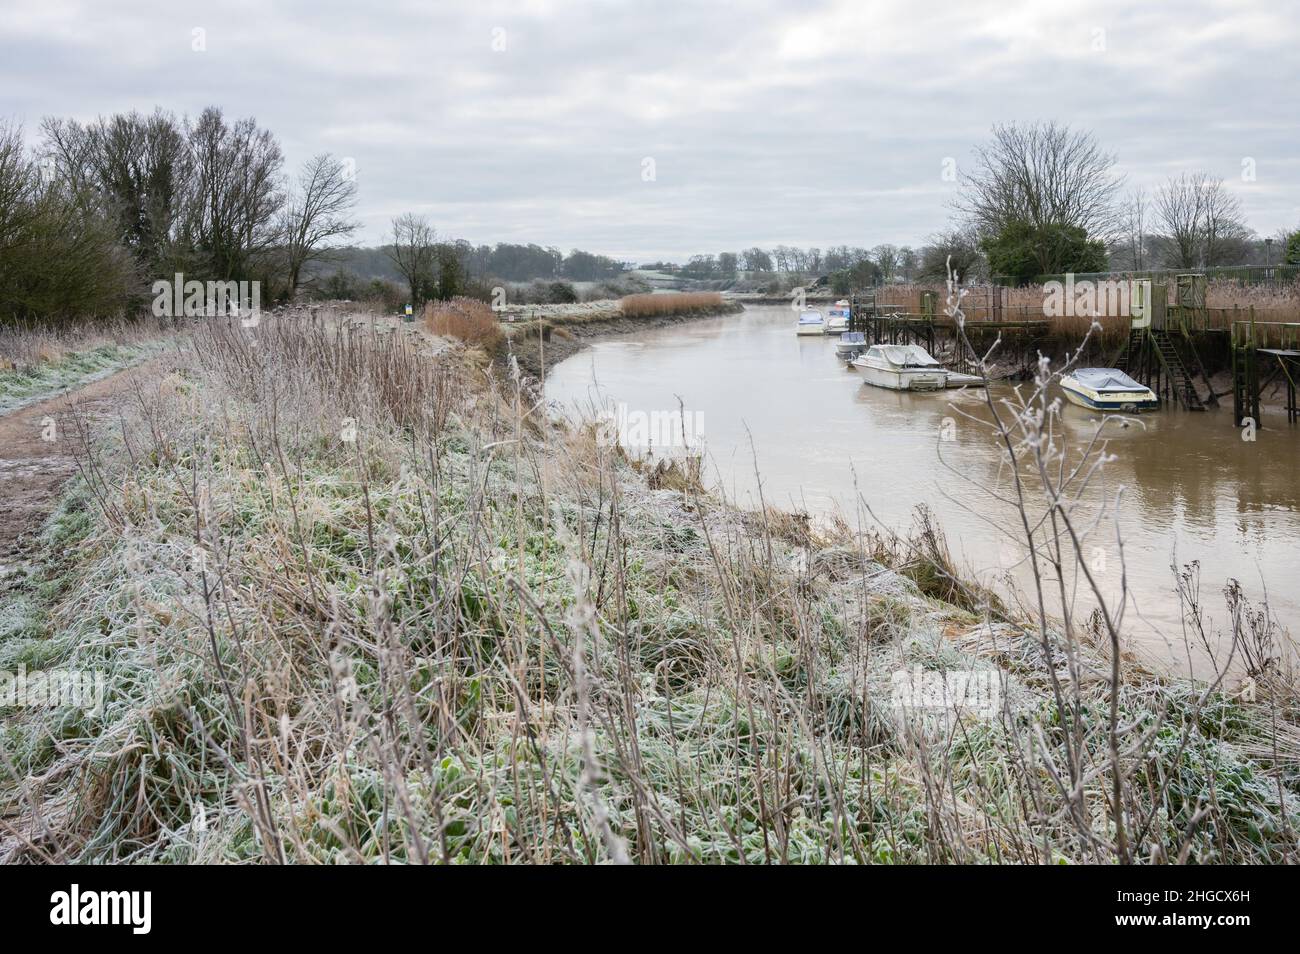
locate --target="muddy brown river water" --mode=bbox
[546,304,1299,672]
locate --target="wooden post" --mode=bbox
[1249,307,1261,428]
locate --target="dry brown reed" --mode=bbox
[424,297,504,354]
[619,292,726,318]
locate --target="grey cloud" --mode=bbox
[2,0,1296,260]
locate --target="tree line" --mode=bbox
[671,240,981,290]
[7,108,1297,325]
[0,104,634,321]
[681,125,1298,290]
[957,121,1298,284]
[678,123,1299,291]
[1,107,359,323]
[374,223,627,303]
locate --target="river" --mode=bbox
[545,304,1299,672]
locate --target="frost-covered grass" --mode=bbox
[1,313,1296,864]
[0,342,157,415]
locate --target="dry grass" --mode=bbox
[0,318,159,372]
[619,292,726,318]
[1,307,1296,865]
[0,318,167,414]
[1042,311,1131,349]
[1206,280,1300,319]
[424,297,504,354]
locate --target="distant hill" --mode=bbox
[302,247,407,285]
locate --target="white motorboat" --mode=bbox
[1060,368,1158,412]
[795,309,825,335]
[825,301,851,333]
[835,331,867,359]
[852,344,948,391]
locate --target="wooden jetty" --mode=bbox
[849,275,1296,427]
[848,288,1049,375]
[1233,316,1300,427]
[1114,276,1217,412]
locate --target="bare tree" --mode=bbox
[280,153,359,296]
[772,244,792,273]
[741,247,772,272]
[387,213,437,304]
[42,110,191,272]
[919,228,982,283]
[37,117,94,196]
[872,244,899,282]
[1121,187,1148,271]
[1153,172,1251,268]
[1153,173,1204,268]
[960,121,1123,272]
[1269,226,1298,265]
[184,107,284,282]
[898,246,918,282]
[1201,177,1252,266]
[0,120,40,257]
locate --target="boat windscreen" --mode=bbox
[879,345,940,367]
[1073,368,1146,392]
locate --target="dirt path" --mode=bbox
[0,364,151,579]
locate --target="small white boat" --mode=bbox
[852,344,948,391]
[835,331,867,359]
[1060,368,1158,412]
[825,301,851,333]
[796,309,825,336]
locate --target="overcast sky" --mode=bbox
[2,0,1297,261]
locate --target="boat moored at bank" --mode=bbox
[825,301,851,333]
[851,344,948,391]
[835,331,867,359]
[1060,368,1159,412]
[795,310,826,335]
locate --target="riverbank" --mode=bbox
[727,292,839,305]
[1,311,1297,864]
[503,295,744,379]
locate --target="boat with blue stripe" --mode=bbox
[1060,368,1159,412]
